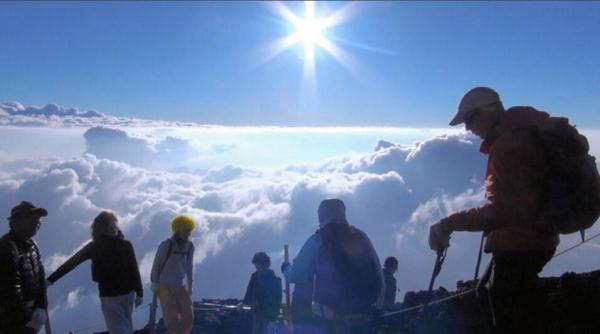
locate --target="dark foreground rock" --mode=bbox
[96,270,600,334]
[378,270,600,334]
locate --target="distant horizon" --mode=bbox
[2,99,599,130]
[1,1,599,127]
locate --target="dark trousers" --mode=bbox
[252,311,276,334]
[483,250,554,334]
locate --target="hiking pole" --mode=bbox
[148,292,158,334]
[473,233,485,281]
[426,248,448,306]
[44,309,52,334]
[284,244,292,334]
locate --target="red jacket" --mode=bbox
[447,106,559,252]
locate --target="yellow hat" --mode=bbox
[171,214,197,233]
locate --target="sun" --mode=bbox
[291,2,327,60]
[266,1,352,67]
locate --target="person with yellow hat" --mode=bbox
[150,214,197,334]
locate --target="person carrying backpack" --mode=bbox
[240,252,282,334]
[283,199,384,334]
[150,214,196,334]
[429,87,600,334]
[46,211,143,334]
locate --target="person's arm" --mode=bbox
[0,240,33,325]
[362,232,384,308]
[46,242,93,284]
[186,242,194,289]
[444,137,548,232]
[243,273,256,305]
[284,234,321,283]
[150,240,169,284]
[126,241,143,298]
[34,245,48,310]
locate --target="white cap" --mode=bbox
[450,87,501,126]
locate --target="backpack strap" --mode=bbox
[156,239,173,279]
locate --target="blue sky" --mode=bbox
[1,1,599,127]
[2,3,600,331]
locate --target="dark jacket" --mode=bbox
[243,269,282,320]
[290,279,314,322]
[47,235,143,298]
[447,107,560,252]
[0,231,47,327]
[382,268,397,310]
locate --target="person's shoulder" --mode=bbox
[304,233,323,246]
[159,238,172,247]
[350,225,370,239]
[121,239,134,249]
[0,234,16,254]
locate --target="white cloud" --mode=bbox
[0,101,198,127]
[1,122,600,333]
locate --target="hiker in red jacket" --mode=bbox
[428,87,559,334]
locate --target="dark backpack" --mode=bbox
[534,117,600,235]
[314,223,382,313]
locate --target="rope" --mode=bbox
[380,289,475,320]
[552,230,600,258]
[379,230,600,322]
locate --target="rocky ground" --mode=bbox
[94,270,600,334]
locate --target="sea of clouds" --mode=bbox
[1,101,599,333]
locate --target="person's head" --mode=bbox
[171,214,197,242]
[384,256,399,273]
[252,251,271,272]
[318,198,347,227]
[450,87,505,140]
[7,201,47,240]
[91,211,119,240]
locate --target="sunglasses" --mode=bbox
[464,109,481,126]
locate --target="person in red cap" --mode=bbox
[0,201,49,334]
[429,87,560,334]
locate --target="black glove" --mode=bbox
[428,219,452,252]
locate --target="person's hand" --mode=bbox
[45,279,52,288]
[281,261,291,274]
[429,219,452,252]
[151,282,160,293]
[26,308,47,330]
[135,295,143,308]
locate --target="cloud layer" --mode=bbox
[1,102,599,332]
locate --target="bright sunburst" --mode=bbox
[265,1,357,77]
[290,2,327,60]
